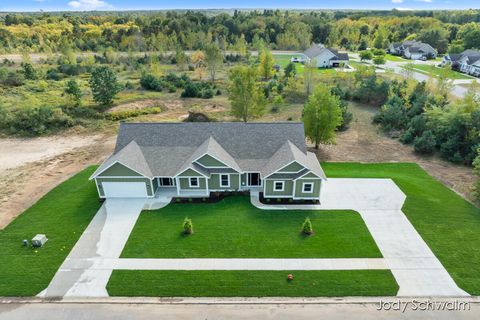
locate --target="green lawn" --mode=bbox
[406,64,473,80]
[385,54,407,62]
[0,166,100,296]
[121,196,381,258]
[107,270,399,297]
[272,54,337,75]
[322,162,480,295]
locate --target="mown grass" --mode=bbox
[0,166,100,296]
[322,162,480,295]
[407,64,473,80]
[121,196,381,258]
[107,270,399,297]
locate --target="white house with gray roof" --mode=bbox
[301,44,349,68]
[90,122,326,200]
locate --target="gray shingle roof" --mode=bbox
[303,44,325,59]
[91,122,325,180]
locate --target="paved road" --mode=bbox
[252,178,469,297]
[0,301,478,320]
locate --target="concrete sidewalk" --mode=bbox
[97,258,388,270]
[251,178,469,297]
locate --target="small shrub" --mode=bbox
[288,199,293,203]
[175,198,181,203]
[105,107,161,121]
[276,198,282,203]
[301,217,313,235]
[183,217,194,234]
[188,198,193,202]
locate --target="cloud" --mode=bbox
[415,0,433,2]
[67,0,112,10]
[392,0,404,3]
[395,7,414,10]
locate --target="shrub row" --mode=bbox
[104,107,162,121]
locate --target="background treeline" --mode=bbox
[1,9,480,53]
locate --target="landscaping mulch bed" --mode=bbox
[259,192,320,205]
[171,191,250,204]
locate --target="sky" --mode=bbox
[1,0,479,12]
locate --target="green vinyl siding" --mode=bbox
[295,179,321,198]
[178,168,204,177]
[241,173,247,187]
[278,162,304,173]
[208,174,240,190]
[98,162,142,177]
[152,178,159,193]
[196,154,227,167]
[96,177,153,196]
[179,177,207,189]
[264,179,294,197]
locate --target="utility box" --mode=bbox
[32,234,48,247]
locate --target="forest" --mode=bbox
[1,9,480,53]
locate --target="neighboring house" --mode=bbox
[301,44,349,68]
[443,49,480,77]
[389,40,437,60]
[90,122,326,201]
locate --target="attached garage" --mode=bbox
[102,181,148,198]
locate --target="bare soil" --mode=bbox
[0,99,477,229]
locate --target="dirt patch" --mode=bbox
[0,134,104,172]
[0,134,116,229]
[312,102,477,204]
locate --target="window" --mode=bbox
[189,177,199,188]
[273,181,285,192]
[302,183,314,193]
[220,174,230,187]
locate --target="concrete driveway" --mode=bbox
[39,198,148,297]
[252,178,469,297]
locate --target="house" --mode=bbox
[388,40,437,60]
[443,49,480,77]
[301,44,349,68]
[90,122,326,201]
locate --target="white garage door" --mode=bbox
[102,182,148,198]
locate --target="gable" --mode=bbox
[278,162,305,173]
[97,162,142,177]
[196,154,227,168]
[178,168,204,177]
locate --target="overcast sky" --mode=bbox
[1,0,479,12]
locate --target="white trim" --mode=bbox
[192,153,239,172]
[293,170,325,181]
[263,161,306,179]
[94,176,149,179]
[302,182,314,194]
[94,178,103,197]
[220,174,230,188]
[189,177,200,188]
[175,177,180,195]
[273,181,285,192]
[175,166,209,178]
[90,160,150,180]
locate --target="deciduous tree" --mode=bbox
[303,86,342,149]
[228,65,266,122]
[89,66,121,107]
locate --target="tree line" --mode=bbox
[1,10,480,54]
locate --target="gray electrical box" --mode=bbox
[32,234,48,247]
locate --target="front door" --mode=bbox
[159,177,174,186]
[247,173,261,186]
